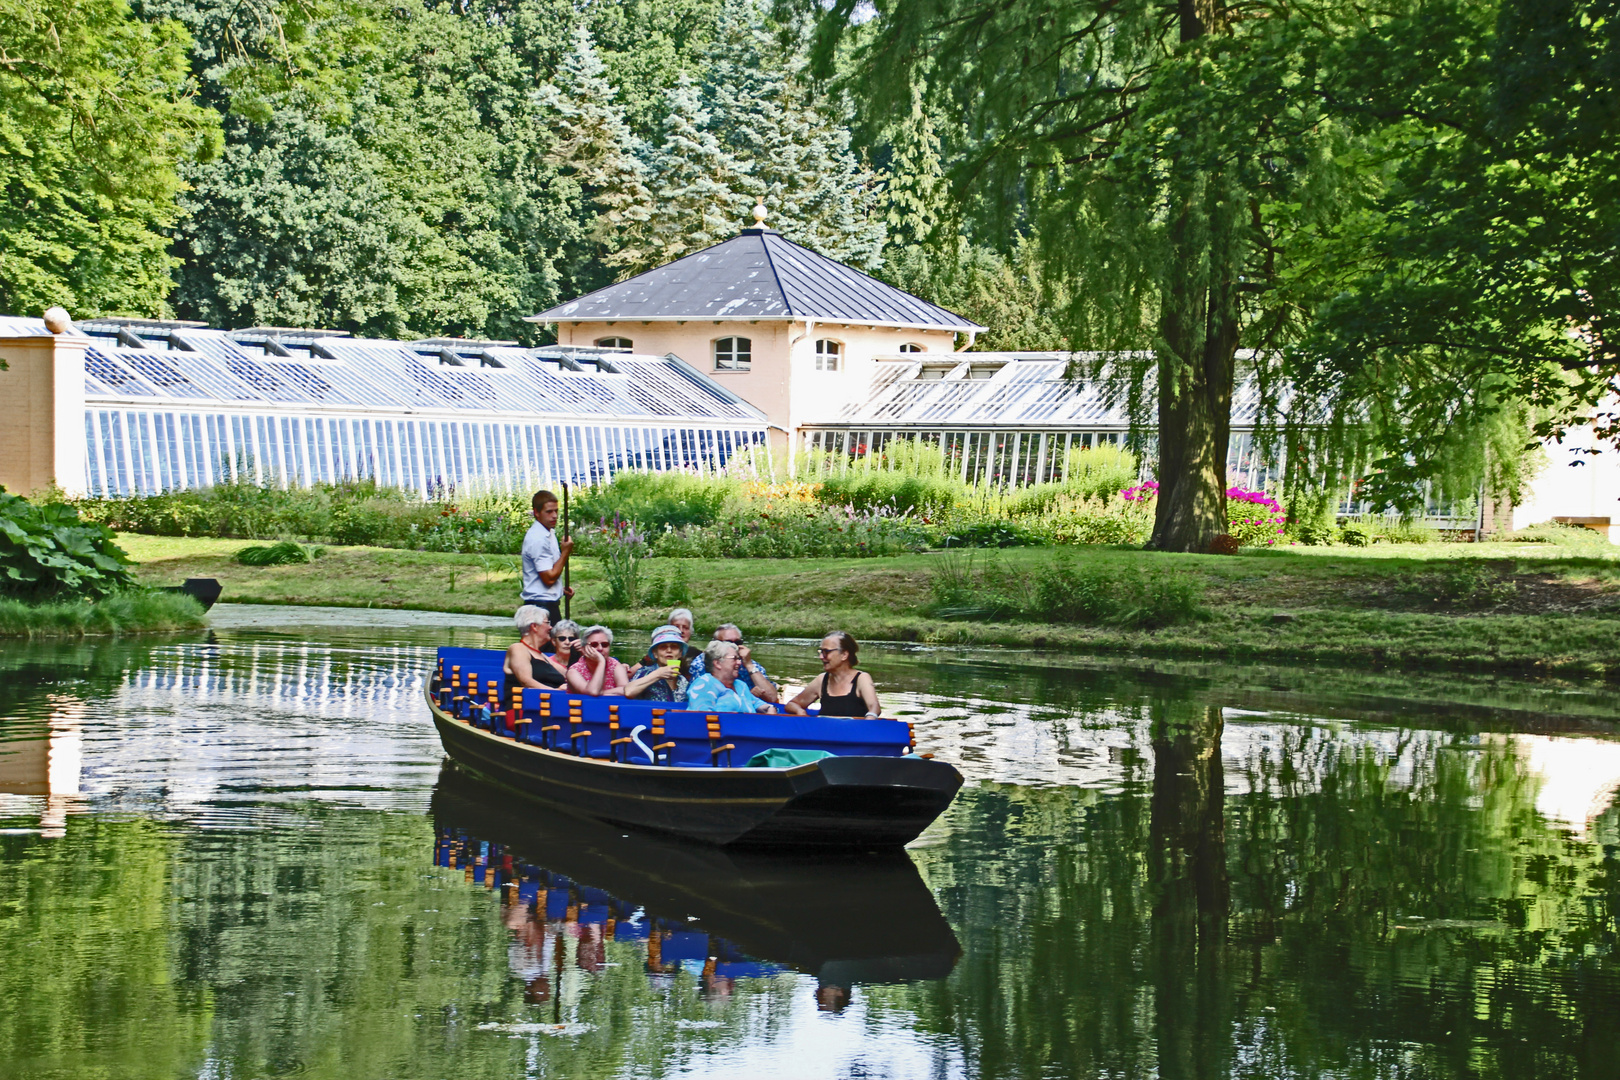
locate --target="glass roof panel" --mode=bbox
[120,351,213,400]
[84,348,157,397]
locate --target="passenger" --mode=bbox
[504,605,568,703]
[688,623,779,704]
[568,624,631,696]
[623,625,689,702]
[687,640,774,714]
[634,606,703,674]
[666,607,704,665]
[785,631,880,718]
[551,619,583,670]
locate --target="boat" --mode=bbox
[427,646,963,848]
[431,763,961,989]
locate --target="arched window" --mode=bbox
[595,336,632,350]
[714,336,751,371]
[899,342,925,353]
[815,339,842,371]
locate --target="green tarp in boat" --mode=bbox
[746,748,835,768]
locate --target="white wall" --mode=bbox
[1513,410,1620,541]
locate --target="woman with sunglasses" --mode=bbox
[567,625,631,696]
[785,631,880,718]
[550,619,584,673]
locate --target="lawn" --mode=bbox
[124,535,1620,677]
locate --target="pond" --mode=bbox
[2,605,1618,1079]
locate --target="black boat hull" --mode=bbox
[428,689,962,847]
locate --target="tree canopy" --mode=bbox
[0,0,216,317]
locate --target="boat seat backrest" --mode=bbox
[639,710,909,767]
[443,647,912,763]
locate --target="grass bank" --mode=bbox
[122,535,1620,678]
[0,590,208,638]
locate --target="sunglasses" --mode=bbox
[554,635,578,643]
[818,647,842,655]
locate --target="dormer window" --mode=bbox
[595,336,632,350]
[714,336,751,371]
[815,339,841,371]
[899,343,925,353]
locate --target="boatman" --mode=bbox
[520,489,574,626]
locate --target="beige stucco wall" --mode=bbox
[556,320,956,444]
[0,335,87,496]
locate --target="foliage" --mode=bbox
[1004,446,1139,514]
[597,523,646,608]
[1225,488,1288,548]
[815,0,1380,552]
[573,471,732,531]
[937,521,1041,549]
[928,550,1207,629]
[1287,0,1620,496]
[880,236,1071,351]
[640,559,692,607]
[1393,562,1519,611]
[168,0,575,340]
[637,502,930,558]
[234,540,316,566]
[0,0,218,317]
[0,491,136,600]
[0,589,206,637]
[1510,521,1614,547]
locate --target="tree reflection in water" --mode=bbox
[1150,701,1230,1080]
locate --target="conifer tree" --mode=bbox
[542,25,655,282]
[698,0,883,267]
[638,75,753,268]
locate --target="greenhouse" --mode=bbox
[11,317,769,498]
[802,352,1276,489]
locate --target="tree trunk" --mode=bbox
[1150,0,1240,554]
[1150,183,1240,553]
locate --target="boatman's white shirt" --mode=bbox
[520,521,562,602]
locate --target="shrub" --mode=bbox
[597,526,647,608]
[1226,488,1288,547]
[1379,517,1441,544]
[1029,557,1207,629]
[817,471,960,517]
[938,520,1042,548]
[1509,521,1612,546]
[1004,447,1141,515]
[1289,517,1339,546]
[573,472,732,531]
[928,552,1207,629]
[236,541,317,566]
[1338,521,1373,546]
[0,491,135,600]
[0,589,206,638]
[1394,562,1518,610]
[642,561,693,608]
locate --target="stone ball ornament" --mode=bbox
[42,306,74,335]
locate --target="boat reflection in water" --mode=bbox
[430,763,960,1010]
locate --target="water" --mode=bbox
[2,605,1618,1079]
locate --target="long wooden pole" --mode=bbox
[560,480,571,620]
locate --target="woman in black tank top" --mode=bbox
[785,631,880,718]
[504,608,567,703]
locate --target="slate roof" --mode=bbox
[529,227,986,333]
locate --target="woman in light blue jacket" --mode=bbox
[686,640,774,714]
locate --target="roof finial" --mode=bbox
[752,202,768,226]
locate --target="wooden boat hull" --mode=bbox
[428,689,962,847]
